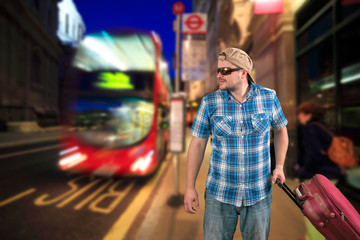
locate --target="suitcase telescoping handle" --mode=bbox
[275,179,303,211]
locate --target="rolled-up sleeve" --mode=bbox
[271,93,288,129]
[190,97,210,138]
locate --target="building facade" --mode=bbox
[57,0,86,120]
[0,0,61,129]
[192,0,360,177]
[0,0,85,131]
[57,0,85,47]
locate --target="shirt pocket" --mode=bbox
[213,115,233,136]
[251,112,270,135]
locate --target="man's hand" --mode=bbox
[272,165,285,184]
[184,188,199,214]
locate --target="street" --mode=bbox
[0,131,306,240]
[0,139,169,240]
[1,0,360,239]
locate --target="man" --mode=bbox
[184,48,289,240]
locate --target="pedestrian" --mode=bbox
[296,101,342,240]
[184,47,289,240]
[296,101,342,181]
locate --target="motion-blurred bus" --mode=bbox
[58,28,171,177]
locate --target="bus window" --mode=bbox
[71,96,154,148]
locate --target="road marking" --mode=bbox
[0,144,61,159]
[103,160,169,240]
[56,178,102,208]
[89,180,134,214]
[74,178,114,210]
[0,188,36,207]
[34,176,87,206]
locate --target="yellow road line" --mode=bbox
[0,188,36,207]
[103,160,169,240]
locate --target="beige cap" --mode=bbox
[218,48,255,84]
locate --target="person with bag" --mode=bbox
[297,101,342,181]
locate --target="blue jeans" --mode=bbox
[203,189,272,240]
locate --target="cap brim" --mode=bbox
[247,74,255,84]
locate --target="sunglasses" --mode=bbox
[216,67,242,75]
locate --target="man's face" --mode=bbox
[217,60,245,92]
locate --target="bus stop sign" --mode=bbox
[182,13,207,34]
[172,2,185,15]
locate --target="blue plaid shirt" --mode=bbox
[190,84,288,207]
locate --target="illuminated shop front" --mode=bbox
[295,0,360,147]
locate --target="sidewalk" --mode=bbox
[130,132,306,240]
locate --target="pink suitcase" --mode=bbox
[276,174,360,240]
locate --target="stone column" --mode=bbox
[249,0,298,177]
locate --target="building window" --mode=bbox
[339,0,360,21]
[65,14,69,34]
[78,25,82,41]
[48,9,52,30]
[296,0,360,145]
[73,23,76,38]
[7,22,14,83]
[297,9,333,50]
[339,16,360,146]
[17,32,26,86]
[33,0,40,12]
[31,51,41,85]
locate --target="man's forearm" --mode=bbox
[273,127,289,168]
[186,137,208,189]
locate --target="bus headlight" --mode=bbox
[59,153,87,169]
[130,150,154,173]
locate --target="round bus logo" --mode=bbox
[184,14,204,30]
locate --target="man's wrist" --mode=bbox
[275,165,283,169]
[186,183,196,190]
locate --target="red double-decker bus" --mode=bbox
[58,28,171,177]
